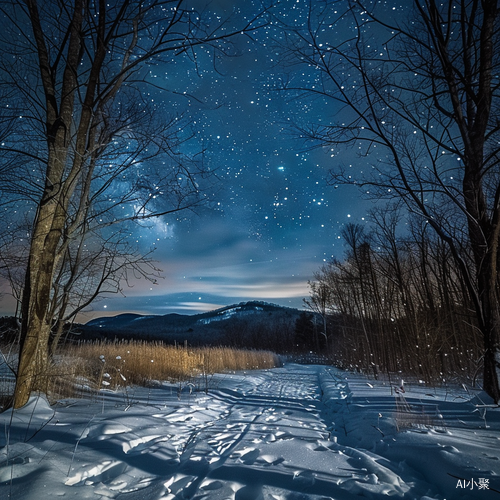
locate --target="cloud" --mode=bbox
[75,249,315,319]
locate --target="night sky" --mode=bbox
[0,0,396,319]
[105,0,376,319]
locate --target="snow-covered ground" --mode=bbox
[0,363,499,499]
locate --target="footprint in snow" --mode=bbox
[85,422,132,440]
[265,415,280,422]
[235,484,264,500]
[65,460,127,486]
[200,479,224,490]
[293,470,316,487]
[168,414,193,422]
[258,454,285,466]
[237,448,261,464]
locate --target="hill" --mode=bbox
[77,301,304,351]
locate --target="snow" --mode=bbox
[197,305,264,325]
[0,363,499,499]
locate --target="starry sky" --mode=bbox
[0,0,388,320]
[101,0,377,319]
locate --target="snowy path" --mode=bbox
[1,364,499,499]
[164,367,343,500]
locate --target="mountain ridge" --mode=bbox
[86,300,299,327]
[79,301,305,349]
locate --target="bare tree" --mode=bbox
[0,0,270,408]
[283,0,500,402]
[304,280,330,350]
[309,211,481,381]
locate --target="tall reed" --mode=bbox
[58,341,281,391]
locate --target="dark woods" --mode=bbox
[305,215,481,385]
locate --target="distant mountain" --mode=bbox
[77,301,304,351]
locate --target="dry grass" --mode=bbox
[0,352,86,408]
[392,393,441,431]
[55,341,281,394]
[393,407,436,431]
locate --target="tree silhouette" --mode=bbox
[0,0,270,408]
[284,0,500,402]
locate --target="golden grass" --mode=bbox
[56,341,281,393]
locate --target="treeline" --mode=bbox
[306,208,482,383]
[220,315,297,352]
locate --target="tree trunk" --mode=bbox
[482,322,500,403]
[478,262,500,403]
[14,199,65,407]
[13,0,89,408]
[14,322,52,407]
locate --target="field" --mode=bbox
[0,357,499,499]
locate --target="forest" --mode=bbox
[303,212,481,384]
